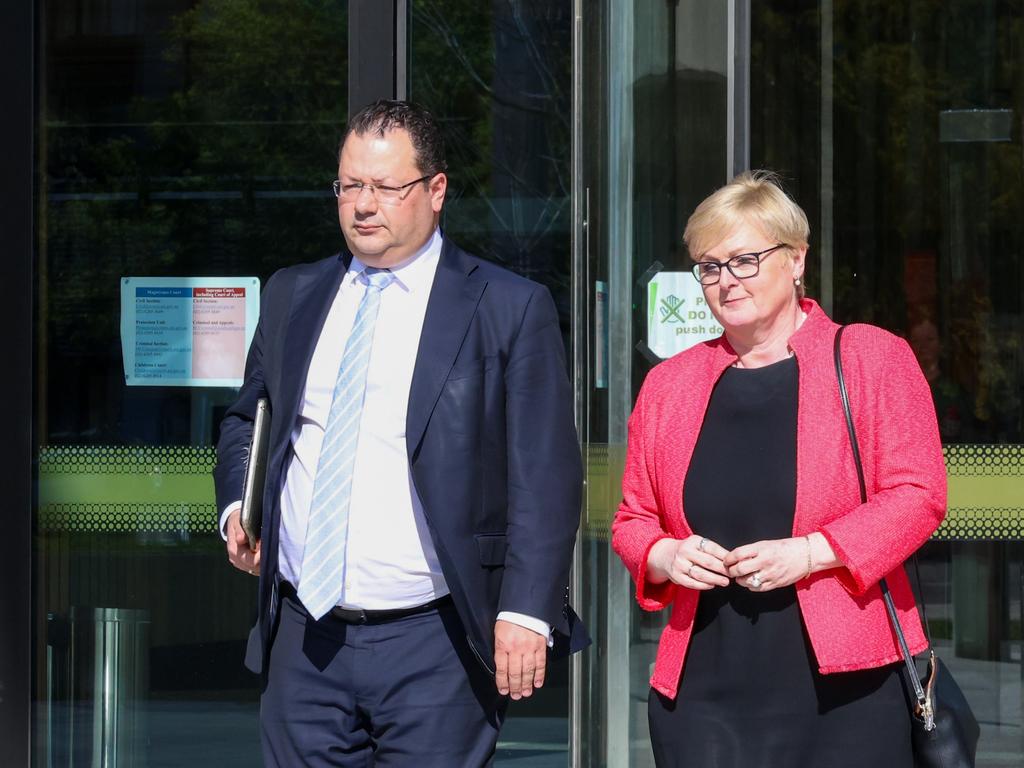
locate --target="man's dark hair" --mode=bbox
[341,100,448,177]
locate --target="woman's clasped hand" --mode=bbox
[645,535,730,590]
[646,534,820,592]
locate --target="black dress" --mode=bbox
[647,357,912,768]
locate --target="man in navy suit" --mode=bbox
[214,100,584,766]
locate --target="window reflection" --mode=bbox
[749,3,1024,765]
[36,1,348,765]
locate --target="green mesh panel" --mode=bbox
[38,446,218,533]
[35,443,1024,539]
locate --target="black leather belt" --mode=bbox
[280,581,451,625]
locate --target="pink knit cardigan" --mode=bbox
[611,299,947,699]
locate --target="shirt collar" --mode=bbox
[345,228,443,294]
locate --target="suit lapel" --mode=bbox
[275,253,348,443]
[262,254,345,583]
[406,240,485,456]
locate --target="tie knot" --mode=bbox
[362,267,394,292]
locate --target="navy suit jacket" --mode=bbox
[214,238,586,675]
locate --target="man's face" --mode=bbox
[336,128,447,268]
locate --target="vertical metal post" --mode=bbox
[727,0,750,178]
[819,0,835,313]
[570,4,585,765]
[0,0,33,765]
[348,0,404,116]
[395,0,409,100]
[605,1,634,763]
[89,609,150,768]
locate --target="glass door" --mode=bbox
[750,3,1024,765]
[576,2,740,765]
[33,1,348,764]
[409,2,575,763]
[577,1,1024,766]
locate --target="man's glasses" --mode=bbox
[332,174,433,205]
[691,244,788,285]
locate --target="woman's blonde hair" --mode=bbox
[683,170,810,296]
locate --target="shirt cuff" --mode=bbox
[219,501,242,542]
[497,611,554,648]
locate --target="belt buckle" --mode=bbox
[331,606,368,624]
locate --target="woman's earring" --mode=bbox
[794,278,802,286]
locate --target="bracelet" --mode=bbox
[803,535,813,580]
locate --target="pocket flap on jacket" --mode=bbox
[475,533,508,566]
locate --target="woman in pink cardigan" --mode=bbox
[612,171,946,767]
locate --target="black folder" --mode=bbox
[240,397,270,550]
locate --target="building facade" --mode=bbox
[2,1,1022,766]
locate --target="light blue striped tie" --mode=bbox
[298,267,394,620]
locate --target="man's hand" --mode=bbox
[225,508,261,576]
[494,620,547,700]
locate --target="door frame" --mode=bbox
[0,0,34,764]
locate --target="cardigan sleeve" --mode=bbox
[611,381,677,611]
[819,329,947,595]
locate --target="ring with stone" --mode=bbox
[749,572,762,588]
[698,537,708,552]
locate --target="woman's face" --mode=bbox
[698,219,806,336]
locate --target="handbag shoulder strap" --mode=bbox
[834,325,927,707]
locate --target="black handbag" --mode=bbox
[834,326,980,768]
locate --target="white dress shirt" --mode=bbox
[222,229,548,637]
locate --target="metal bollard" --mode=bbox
[65,607,151,767]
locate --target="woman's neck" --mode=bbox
[728,303,807,369]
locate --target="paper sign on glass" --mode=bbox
[120,277,260,387]
[646,272,723,359]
